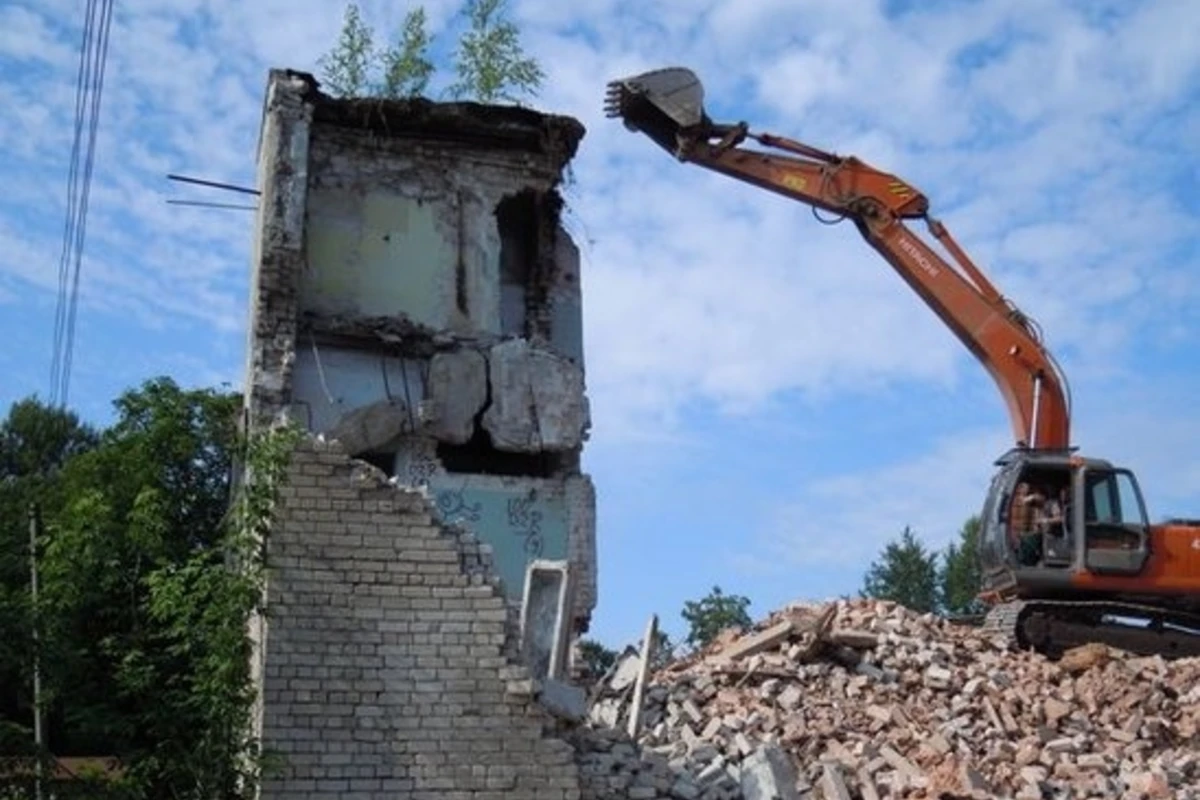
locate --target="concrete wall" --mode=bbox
[243,69,595,633]
[254,440,583,799]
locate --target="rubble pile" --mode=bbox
[576,599,1200,800]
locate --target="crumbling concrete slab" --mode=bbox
[423,349,487,444]
[537,677,586,722]
[325,398,410,455]
[715,620,793,662]
[482,338,587,453]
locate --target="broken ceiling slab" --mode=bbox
[279,69,585,167]
[483,338,589,453]
[324,398,411,456]
[424,349,488,444]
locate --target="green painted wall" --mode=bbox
[430,476,570,600]
[303,189,457,327]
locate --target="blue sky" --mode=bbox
[1,0,1197,650]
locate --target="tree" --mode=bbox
[0,397,98,760]
[316,0,545,104]
[0,378,298,798]
[380,7,435,97]
[0,396,97,481]
[861,526,940,613]
[940,515,984,615]
[449,0,544,103]
[681,586,752,650]
[576,638,617,677]
[647,629,675,671]
[318,2,374,97]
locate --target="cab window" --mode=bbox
[1085,470,1147,526]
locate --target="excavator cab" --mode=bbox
[979,449,1153,597]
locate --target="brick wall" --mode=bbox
[254,438,582,799]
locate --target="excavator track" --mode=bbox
[982,599,1200,660]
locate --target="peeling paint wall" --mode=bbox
[244,69,595,633]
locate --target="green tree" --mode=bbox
[647,630,675,670]
[380,7,435,97]
[0,378,298,798]
[576,639,617,677]
[449,0,544,103]
[0,398,97,761]
[318,2,375,97]
[861,526,940,613]
[681,586,752,650]
[940,515,984,615]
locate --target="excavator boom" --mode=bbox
[606,67,1070,451]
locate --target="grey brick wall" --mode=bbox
[255,438,582,799]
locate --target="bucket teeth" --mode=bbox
[603,81,632,119]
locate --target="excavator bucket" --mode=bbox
[604,67,711,154]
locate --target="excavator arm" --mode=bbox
[605,68,1071,451]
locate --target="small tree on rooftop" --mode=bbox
[380,7,436,98]
[318,2,375,97]
[449,0,545,103]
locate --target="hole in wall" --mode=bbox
[496,189,539,337]
[357,450,398,477]
[437,428,562,478]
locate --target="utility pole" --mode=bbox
[29,504,43,800]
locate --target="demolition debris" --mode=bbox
[573,599,1200,800]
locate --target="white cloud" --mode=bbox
[742,379,1200,577]
[748,426,1011,571]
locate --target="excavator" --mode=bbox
[604,67,1200,659]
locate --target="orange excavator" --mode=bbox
[605,67,1200,658]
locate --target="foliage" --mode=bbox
[576,638,617,677]
[0,397,97,482]
[860,526,941,613]
[317,2,374,97]
[681,586,752,650]
[132,420,300,797]
[646,629,675,670]
[316,0,545,103]
[0,398,98,755]
[448,0,544,103]
[380,7,435,98]
[0,379,300,799]
[940,515,984,615]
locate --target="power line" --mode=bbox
[49,0,115,409]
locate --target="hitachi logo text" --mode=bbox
[898,235,939,278]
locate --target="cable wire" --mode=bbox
[49,0,115,408]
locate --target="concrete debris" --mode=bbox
[423,349,488,443]
[483,338,589,452]
[324,398,410,455]
[572,598,1200,800]
[539,677,588,722]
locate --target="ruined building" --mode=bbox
[243,69,596,797]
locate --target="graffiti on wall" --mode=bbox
[430,479,567,599]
